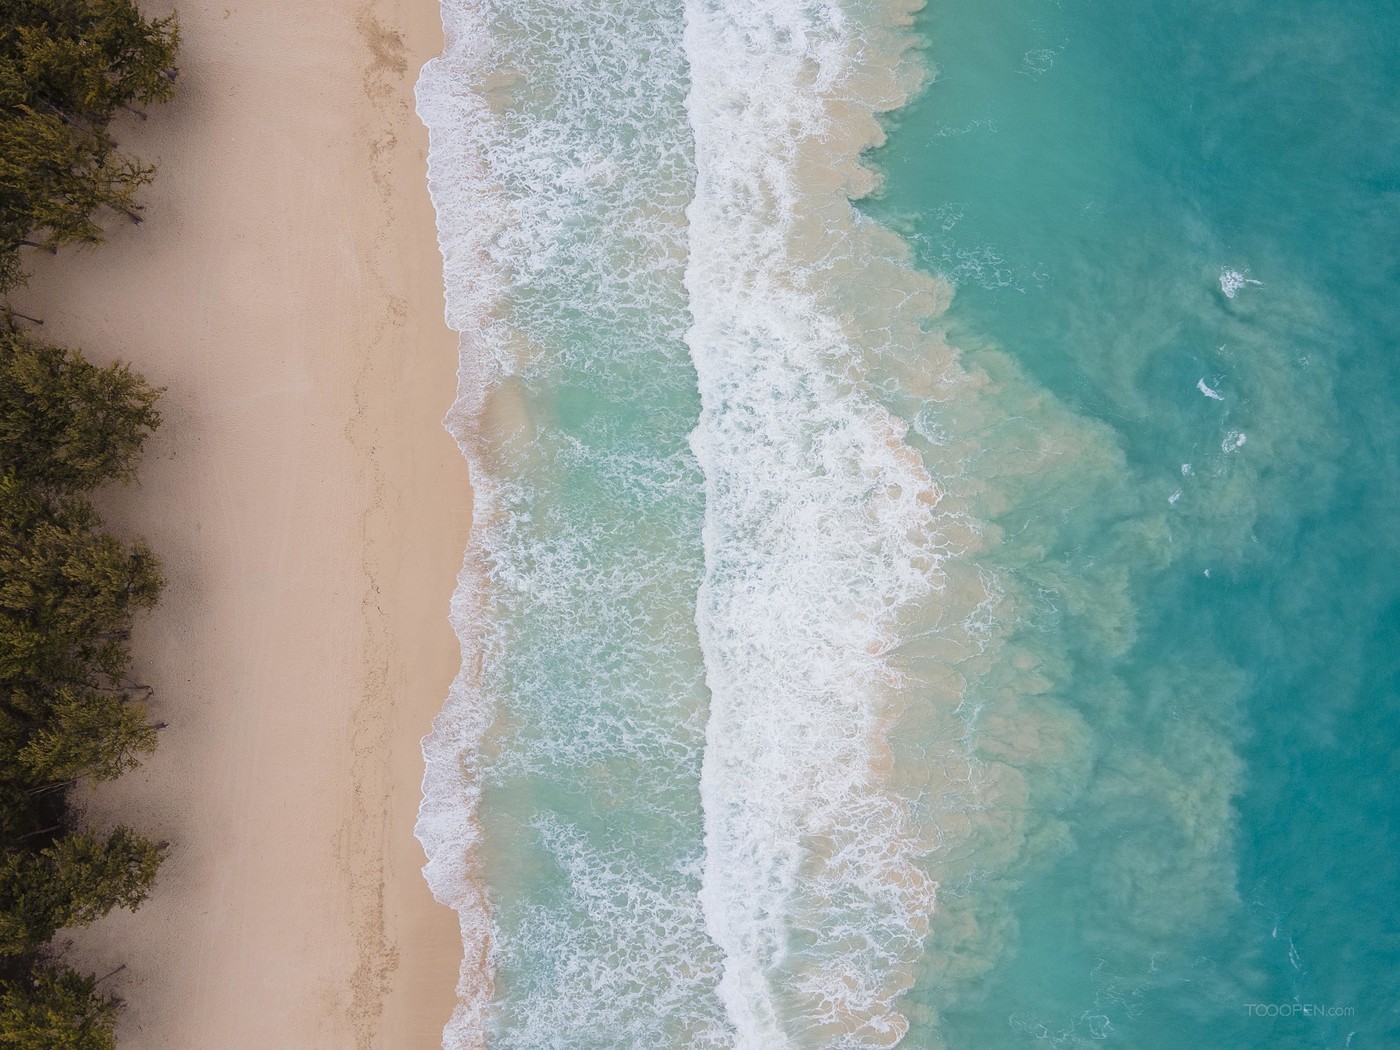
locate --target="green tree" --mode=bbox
[0,477,162,687]
[0,321,162,490]
[0,964,119,1049]
[0,1,178,126]
[2,678,157,787]
[0,827,161,955]
[0,105,152,258]
[0,0,180,115]
[0,255,20,300]
[0,0,175,1024]
[0,0,178,284]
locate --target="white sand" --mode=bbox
[14,0,469,1045]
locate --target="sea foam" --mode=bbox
[416,0,727,1045]
[682,1,1020,1044]
[418,0,1101,1045]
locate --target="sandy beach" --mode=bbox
[12,0,467,1046]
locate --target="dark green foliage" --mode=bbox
[0,0,178,290]
[0,963,119,1049]
[0,829,160,957]
[0,0,178,122]
[0,402,165,1031]
[7,680,157,787]
[0,3,177,1031]
[0,474,163,686]
[0,262,21,302]
[0,322,161,495]
[0,0,180,142]
[0,325,167,958]
[0,105,152,258]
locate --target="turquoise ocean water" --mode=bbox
[416,0,1400,1046]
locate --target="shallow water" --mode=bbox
[417,0,1400,1045]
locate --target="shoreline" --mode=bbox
[14,0,467,1046]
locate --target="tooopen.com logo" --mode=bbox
[1245,1004,1355,1018]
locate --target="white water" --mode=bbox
[1219,266,1262,298]
[415,0,1064,1045]
[683,1,996,1044]
[414,0,716,1045]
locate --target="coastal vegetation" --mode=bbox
[0,2,177,1045]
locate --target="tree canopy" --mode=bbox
[0,0,177,289]
[0,0,178,124]
[0,323,166,1041]
[0,322,161,491]
[0,3,176,1041]
[0,828,160,957]
[0,475,163,685]
[0,964,119,1050]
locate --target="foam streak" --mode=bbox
[682,2,952,1044]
